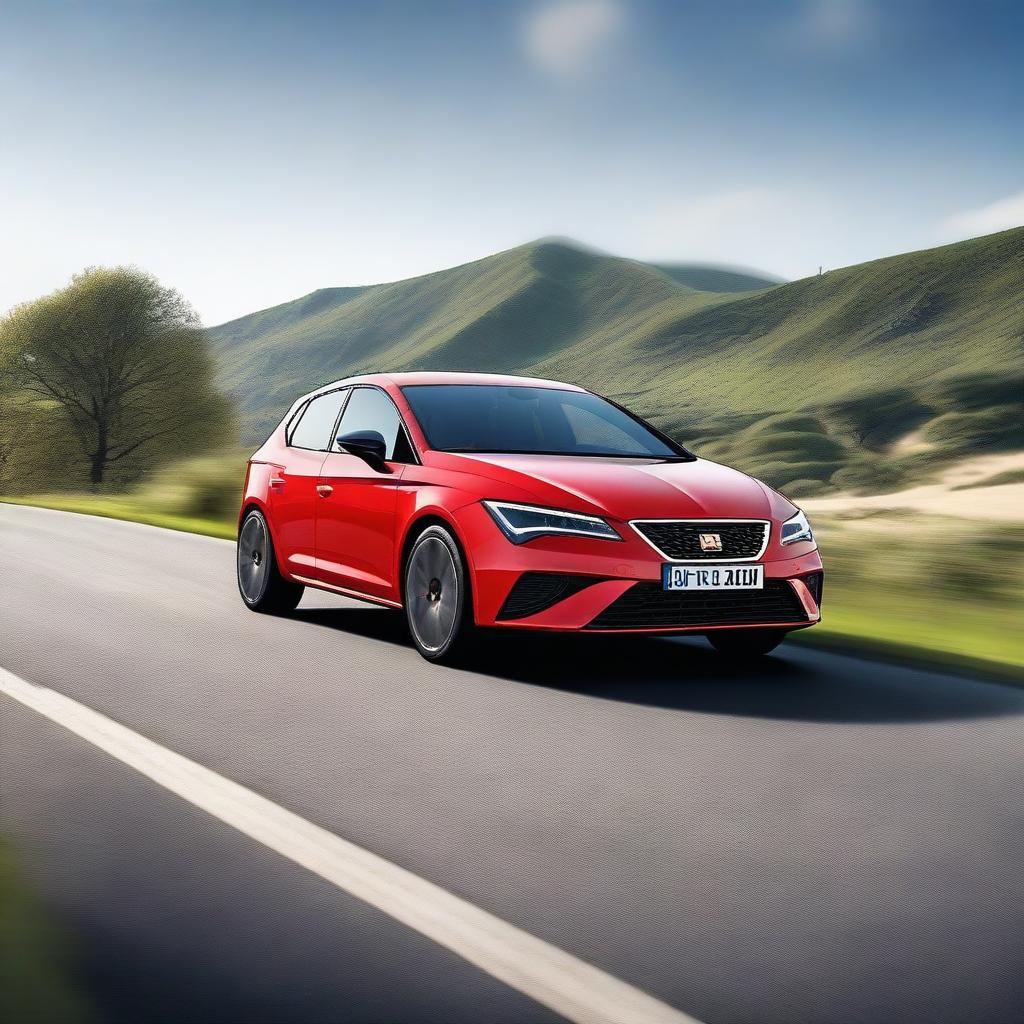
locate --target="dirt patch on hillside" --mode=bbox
[803,452,1024,522]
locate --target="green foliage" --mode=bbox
[136,451,248,519]
[0,267,234,493]
[811,514,1024,670]
[0,394,84,491]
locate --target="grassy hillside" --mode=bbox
[212,241,732,440]
[210,228,1024,494]
[648,262,783,292]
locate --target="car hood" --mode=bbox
[435,453,778,521]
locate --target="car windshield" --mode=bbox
[400,384,689,459]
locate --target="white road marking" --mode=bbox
[0,666,700,1024]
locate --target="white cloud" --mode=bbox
[618,186,843,281]
[523,0,623,77]
[943,190,1024,239]
[804,0,868,45]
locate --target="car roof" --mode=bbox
[306,371,586,399]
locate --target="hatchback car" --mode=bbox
[237,372,823,661]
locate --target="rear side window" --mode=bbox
[289,389,349,450]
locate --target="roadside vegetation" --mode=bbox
[1,451,247,540]
[0,267,233,494]
[795,512,1024,679]
[0,839,90,1023]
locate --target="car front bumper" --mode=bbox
[457,502,824,633]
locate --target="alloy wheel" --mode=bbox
[406,535,460,653]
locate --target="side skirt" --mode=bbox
[291,574,403,610]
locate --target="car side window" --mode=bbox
[335,387,414,463]
[289,389,349,450]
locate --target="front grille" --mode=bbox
[496,573,604,621]
[585,579,807,630]
[632,520,768,561]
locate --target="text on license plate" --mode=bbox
[662,564,764,590]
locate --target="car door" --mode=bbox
[270,387,350,579]
[315,386,414,603]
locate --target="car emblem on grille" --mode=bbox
[699,533,723,552]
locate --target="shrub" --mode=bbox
[137,452,248,520]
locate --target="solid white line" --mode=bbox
[0,666,700,1024]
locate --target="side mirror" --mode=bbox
[336,430,389,470]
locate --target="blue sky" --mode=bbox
[2,0,1022,324]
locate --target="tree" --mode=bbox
[0,267,233,489]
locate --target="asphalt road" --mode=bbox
[1,503,1023,1024]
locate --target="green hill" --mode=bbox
[209,228,1024,494]
[211,240,734,440]
[648,263,783,292]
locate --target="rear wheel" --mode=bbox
[707,628,786,658]
[404,525,472,662]
[237,509,304,614]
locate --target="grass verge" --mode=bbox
[1,494,236,540]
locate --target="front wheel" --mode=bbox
[404,525,472,662]
[237,509,304,614]
[707,628,787,658]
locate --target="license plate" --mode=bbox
[662,564,764,590]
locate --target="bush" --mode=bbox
[137,452,248,520]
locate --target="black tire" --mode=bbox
[403,525,473,662]
[237,509,304,614]
[707,628,787,658]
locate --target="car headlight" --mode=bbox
[780,509,814,546]
[482,501,621,544]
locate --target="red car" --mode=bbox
[237,372,822,662]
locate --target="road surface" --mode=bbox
[1,504,1022,1023]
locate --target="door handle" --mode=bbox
[316,483,334,498]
